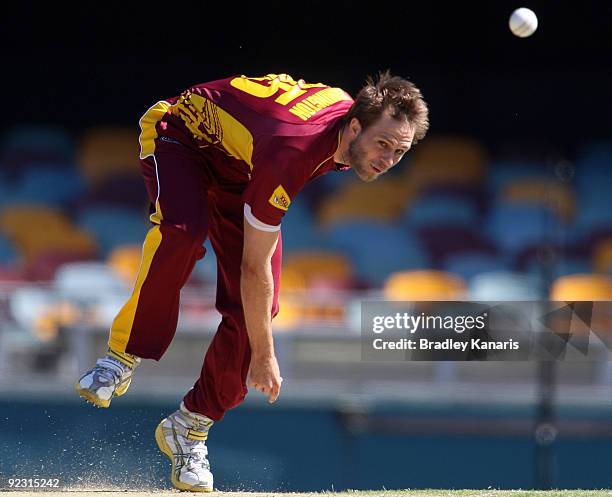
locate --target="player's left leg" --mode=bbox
[155,188,282,491]
[76,141,211,408]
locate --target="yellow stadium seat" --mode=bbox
[283,251,353,288]
[384,270,467,300]
[501,180,575,222]
[406,135,487,189]
[107,244,143,285]
[274,295,302,331]
[77,127,141,186]
[549,275,612,336]
[550,274,612,301]
[0,205,98,266]
[317,179,418,226]
[0,205,73,237]
[279,267,308,291]
[593,239,612,274]
[15,229,99,266]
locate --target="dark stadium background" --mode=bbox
[2,1,611,154]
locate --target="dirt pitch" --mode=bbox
[2,490,612,497]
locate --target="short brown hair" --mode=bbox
[344,70,429,143]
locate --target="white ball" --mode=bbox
[509,7,538,38]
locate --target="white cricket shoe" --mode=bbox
[155,402,214,492]
[74,349,141,408]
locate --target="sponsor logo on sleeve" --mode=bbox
[268,185,291,211]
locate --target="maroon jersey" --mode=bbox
[139,74,354,225]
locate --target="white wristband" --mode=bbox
[244,204,281,232]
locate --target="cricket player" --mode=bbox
[75,72,429,491]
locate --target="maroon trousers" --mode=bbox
[108,140,282,420]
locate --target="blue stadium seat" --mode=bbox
[485,203,566,254]
[486,160,551,194]
[0,233,18,265]
[77,206,149,256]
[402,195,479,228]
[575,140,612,169]
[191,239,218,286]
[526,256,592,281]
[443,252,510,281]
[0,125,74,174]
[574,202,612,236]
[325,221,429,286]
[279,198,326,253]
[574,141,612,206]
[15,166,85,205]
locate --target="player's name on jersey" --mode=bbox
[288,87,351,121]
[371,338,520,352]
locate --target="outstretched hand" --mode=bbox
[248,355,283,403]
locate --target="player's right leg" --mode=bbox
[75,349,141,408]
[76,132,212,407]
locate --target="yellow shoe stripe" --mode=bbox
[187,429,208,441]
[108,349,135,368]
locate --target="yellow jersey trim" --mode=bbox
[139,101,172,159]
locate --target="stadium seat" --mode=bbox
[279,198,326,253]
[107,244,143,286]
[574,140,612,195]
[0,233,18,266]
[190,240,218,287]
[443,252,510,282]
[25,249,97,281]
[77,127,140,186]
[54,261,129,302]
[402,195,479,228]
[0,264,26,283]
[573,141,612,239]
[574,202,612,236]
[500,179,575,222]
[593,238,612,275]
[417,226,498,266]
[515,243,589,271]
[0,205,99,266]
[550,274,612,301]
[76,205,149,256]
[418,183,489,215]
[75,173,148,210]
[384,269,466,300]
[0,205,74,236]
[15,166,86,206]
[325,221,429,287]
[283,250,354,290]
[317,178,416,227]
[468,271,545,300]
[485,203,567,254]
[15,230,99,267]
[525,256,592,281]
[9,286,58,340]
[407,135,487,189]
[0,125,74,173]
[486,159,551,194]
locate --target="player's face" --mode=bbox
[347,112,414,182]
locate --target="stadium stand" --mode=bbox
[1,125,611,344]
